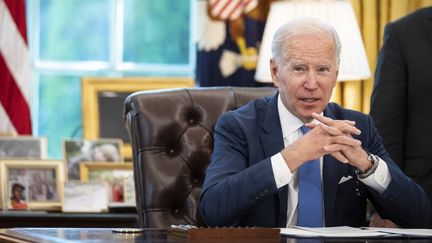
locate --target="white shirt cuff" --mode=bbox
[358,157,391,194]
[271,152,293,189]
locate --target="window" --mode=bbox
[27,0,193,158]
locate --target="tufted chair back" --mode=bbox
[124,87,277,228]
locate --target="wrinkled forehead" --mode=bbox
[286,33,335,51]
[283,34,338,63]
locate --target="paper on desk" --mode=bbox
[366,227,432,237]
[280,228,322,237]
[281,226,389,238]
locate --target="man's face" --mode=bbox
[270,34,338,123]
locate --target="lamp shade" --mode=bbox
[255,0,371,82]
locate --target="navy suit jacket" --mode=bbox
[200,93,431,228]
[370,7,432,227]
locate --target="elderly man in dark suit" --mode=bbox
[200,18,430,228]
[370,7,432,227]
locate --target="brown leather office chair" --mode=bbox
[124,87,276,228]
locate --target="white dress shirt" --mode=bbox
[270,94,391,227]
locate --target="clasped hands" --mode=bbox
[281,113,370,172]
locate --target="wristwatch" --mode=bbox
[356,153,379,179]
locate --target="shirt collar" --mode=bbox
[277,94,321,138]
[277,94,304,138]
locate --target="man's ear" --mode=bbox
[270,59,280,87]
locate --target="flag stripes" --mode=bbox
[209,0,258,20]
[0,0,32,134]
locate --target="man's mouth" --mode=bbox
[300,98,320,103]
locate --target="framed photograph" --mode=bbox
[123,174,135,205]
[80,162,135,207]
[0,136,48,159]
[0,159,65,211]
[62,181,109,213]
[63,138,123,180]
[81,76,195,160]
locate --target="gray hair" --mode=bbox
[271,18,341,66]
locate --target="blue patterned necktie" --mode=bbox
[297,125,324,227]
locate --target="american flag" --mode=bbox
[209,0,258,20]
[0,0,32,135]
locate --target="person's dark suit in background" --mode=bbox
[370,7,432,227]
[200,18,430,228]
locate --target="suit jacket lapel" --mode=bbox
[260,94,284,158]
[323,106,345,226]
[259,93,287,227]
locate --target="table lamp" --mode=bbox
[255,0,371,82]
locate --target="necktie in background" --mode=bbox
[297,125,324,227]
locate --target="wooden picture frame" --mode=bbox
[81,76,195,160]
[63,138,123,180]
[80,162,135,207]
[0,132,15,136]
[0,159,65,211]
[0,136,48,159]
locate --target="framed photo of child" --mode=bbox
[0,160,65,211]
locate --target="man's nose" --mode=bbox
[304,72,319,90]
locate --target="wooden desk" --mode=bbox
[0,211,138,228]
[0,228,431,243]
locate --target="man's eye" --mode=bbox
[294,67,305,72]
[318,67,329,72]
